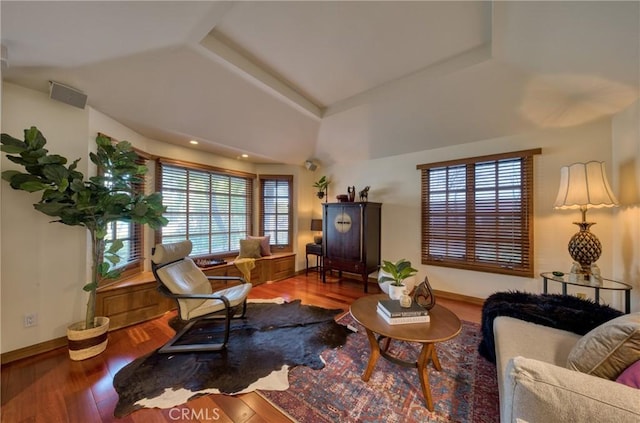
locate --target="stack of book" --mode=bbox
[376,299,430,325]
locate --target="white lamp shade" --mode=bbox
[554,161,618,209]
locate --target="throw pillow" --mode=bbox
[238,238,261,259]
[248,235,272,256]
[566,312,640,380]
[616,359,640,389]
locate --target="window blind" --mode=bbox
[259,175,293,252]
[158,160,254,257]
[418,149,540,277]
[102,142,146,278]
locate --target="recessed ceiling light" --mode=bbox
[189,140,198,145]
[241,154,249,158]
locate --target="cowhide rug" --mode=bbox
[113,299,352,417]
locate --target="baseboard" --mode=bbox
[433,289,485,306]
[1,336,68,365]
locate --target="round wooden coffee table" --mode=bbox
[349,294,462,411]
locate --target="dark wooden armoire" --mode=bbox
[322,202,381,292]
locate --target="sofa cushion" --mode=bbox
[505,356,640,423]
[567,313,640,380]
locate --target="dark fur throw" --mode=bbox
[478,291,623,363]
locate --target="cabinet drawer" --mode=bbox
[325,257,363,273]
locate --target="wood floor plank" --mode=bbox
[0,273,482,423]
[240,393,292,423]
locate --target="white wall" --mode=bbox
[1,83,90,353]
[322,118,622,307]
[612,100,640,312]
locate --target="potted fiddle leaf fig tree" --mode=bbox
[379,259,418,300]
[1,127,168,360]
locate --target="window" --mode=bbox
[101,138,147,280]
[157,159,255,257]
[417,149,540,277]
[259,175,293,252]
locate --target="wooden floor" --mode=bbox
[1,273,482,423]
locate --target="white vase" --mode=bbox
[388,284,405,300]
[379,270,419,297]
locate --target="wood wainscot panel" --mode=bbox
[96,276,174,331]
[266,253,296,281]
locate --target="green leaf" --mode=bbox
[1,170,22,182]
[1,144,27,154]
[20,180,50,192]
[34,202,67,216]
[1,133,27,149]
[83,282,98,292]
[105,253,121,265]
[96,227,107,239]
[38,154,68,165]
[132,202,148,216]
[42,164,69,186]
[24,127,46,150]
[70,179,85,192]
[107,239,124,254]
[104,269,121,280]
[98,262,110,276]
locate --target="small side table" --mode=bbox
[541,272,632,314]
[350,294,462,411]
[306,243,323,276]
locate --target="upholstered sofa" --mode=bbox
[494,314,640,423]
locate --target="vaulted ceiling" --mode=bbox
[2,1,638,166]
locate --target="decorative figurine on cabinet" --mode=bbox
[359,186,370,202]
[347,186,356,202]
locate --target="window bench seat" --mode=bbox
[96,252,296,330]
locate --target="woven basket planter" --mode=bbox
[66,317,110,361]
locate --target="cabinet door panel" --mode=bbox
[325,205,361,261]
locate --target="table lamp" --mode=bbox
[554,161,618,276]
[311,219,323,244]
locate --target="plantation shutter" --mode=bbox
[418,149,540,277]
[260,175,293,252]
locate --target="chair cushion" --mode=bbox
[151,240,192,265]
[248,235,272,256]
[187,283,253,320]
[567,313,640,380]
[156,258,213,320]
[239,238,262,259]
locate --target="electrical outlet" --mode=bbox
[24,313,37,328]
[576,293,586,300]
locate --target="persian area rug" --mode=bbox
[259,314,499,423]
[112,299,352,417]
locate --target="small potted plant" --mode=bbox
[379,259,418,300]
[313,175,330,200]
[1,127,168,360]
